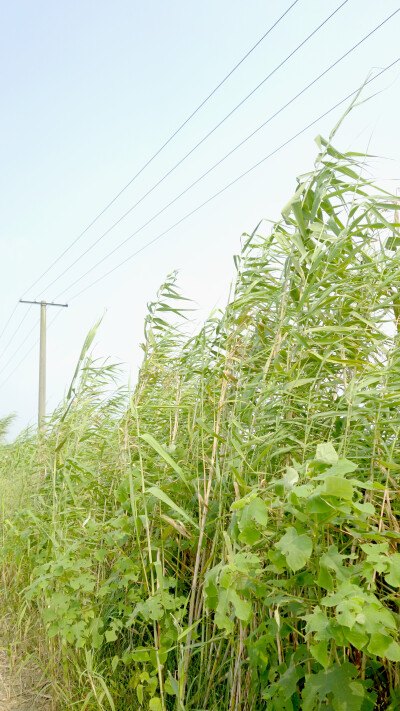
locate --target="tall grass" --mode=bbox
[1,124,400,710]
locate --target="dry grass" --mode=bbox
[0,646,52,711]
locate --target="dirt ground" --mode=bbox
[0,649,52,711]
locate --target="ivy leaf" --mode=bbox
[136,684,144,705]
[320,545,349,581]
[238,496,268,544]
[324,459,357,476]
[149,698,162,711]
[317,565,334,591]
[204,566,220,611]
[284,466,299,488]
[228,588,252,622]
[246,496,269,525]
[302,663,366,711]
[323,476,353,500]
[368,633,400,662]
[305,606,331,641]
[310,639,329,668]
[275,527,313,572]
[105,629,118,642]
[315,443,338,465]
[385,553,400,588]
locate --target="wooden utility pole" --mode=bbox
[20,299,68,428]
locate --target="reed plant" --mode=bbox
[1,119,400,710]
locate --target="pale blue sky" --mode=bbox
[1,0,400,438]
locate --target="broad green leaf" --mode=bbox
[275,527,313,572]
[385,553,400,587]
[324,459,357,476]
[228,588,252,622]
[315,443,338,465]
[283,466,299,488]
[285,377,315,391]
[323,476,353,500]
[368,633,400,662]
[305,607,331,640]
[245,496,269,525]
[302,663,365,711]
[310,639,329,668]
[317,565,333,591]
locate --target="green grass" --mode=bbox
[1,121,400,710]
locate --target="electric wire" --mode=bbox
[1,58,398,391]
[0,317,38,379]
[0,310,61,393]
[3,0,349,358]
[19,0,301,301]
[0,0,302,363]
[53,11,399,301]
[0,308,32,365]
[0,303,19,342]
[65,58,400,302]
[41,0,350,298]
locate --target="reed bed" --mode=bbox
[1,123,400,710]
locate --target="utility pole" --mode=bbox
[20,299,68,428]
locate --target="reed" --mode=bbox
[1,124,400,710]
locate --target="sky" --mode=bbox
[0,0,400,439]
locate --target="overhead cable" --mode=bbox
[19,0,301,300]
[53,12,398,300]
[65,59,400,302]
[40,0,350,297]
[1,58,398,390]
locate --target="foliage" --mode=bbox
[1,128,400,710]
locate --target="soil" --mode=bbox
[0,649,51,711]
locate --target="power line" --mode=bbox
[0,310,62,394]
[0,2,302,368]
[0,308,32,365]
[0,318,38,379]
[65,58,400,302]
[40,0,350,298]
[0,303,19,342]
[53,11,399,301]
[19,0,301,301]
[1,58,398,391]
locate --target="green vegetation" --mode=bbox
[1,121,400,709]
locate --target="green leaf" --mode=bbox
[315,443,338,465]
[285,377,315,391]
[368,634,400,661]
[323,476,353,500]
[320,546,349,582]
[302,663,365,711]
[284,466,299,488]
[310,639,329,668]
[165,672,179,697]
[228,588,252,622]
[149,698,162,711]
[141,433,188,485]
[317,565,333,591]
[305,607,331,641]
[385,553,400,587]
[136,684,144,705]
[147,486,198,529]
[275,527,313,572]
[324,459,358,476]
[105,629,118,642]
[246,496,269,525]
